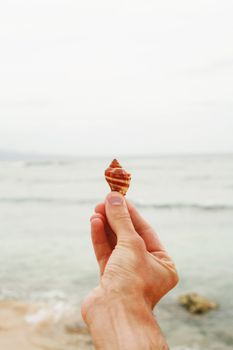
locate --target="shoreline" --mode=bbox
[0,298,232,350]
[0,300,93,350]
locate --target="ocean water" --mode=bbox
[0,154,233,349]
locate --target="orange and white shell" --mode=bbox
[104,159,131,196]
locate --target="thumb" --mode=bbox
[105,192,136,240]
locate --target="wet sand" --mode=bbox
[1,299,233,350]
[0,300,93,350]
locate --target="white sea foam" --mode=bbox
[25,302,71,325]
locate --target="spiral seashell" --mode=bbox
[104,159,131,196]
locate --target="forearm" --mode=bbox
[85,295,168,350]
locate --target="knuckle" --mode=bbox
[114,211,131,222]
[130,235,146,250]
[120,234,146,251]
[173,271,180,285]
[170,269,179,288]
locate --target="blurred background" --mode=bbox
[0,1,233,349]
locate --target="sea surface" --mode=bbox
[0,154,233,349]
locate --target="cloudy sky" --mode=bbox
[0,0,232,156]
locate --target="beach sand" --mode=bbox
[0,300,93,350]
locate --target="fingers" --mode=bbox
[105,192,136,240]
[126,200,166,253]
[95,202,105,215]
[95,199,165,252]
[90,213,112,274]
[94,203,117,247]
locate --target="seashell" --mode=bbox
[104,159,131,196]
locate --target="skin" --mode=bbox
[81,191,179,350]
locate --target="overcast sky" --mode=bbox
[0,0,233,156]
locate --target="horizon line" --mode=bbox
[0,148,233,160]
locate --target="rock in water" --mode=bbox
[178,293,218,314]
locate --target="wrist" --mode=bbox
[82,288,168,350]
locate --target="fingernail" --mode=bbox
[90,214,100,222]
[90,217,99,223]
[107,194,123,206]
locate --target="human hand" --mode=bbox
[81,191,178,349]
